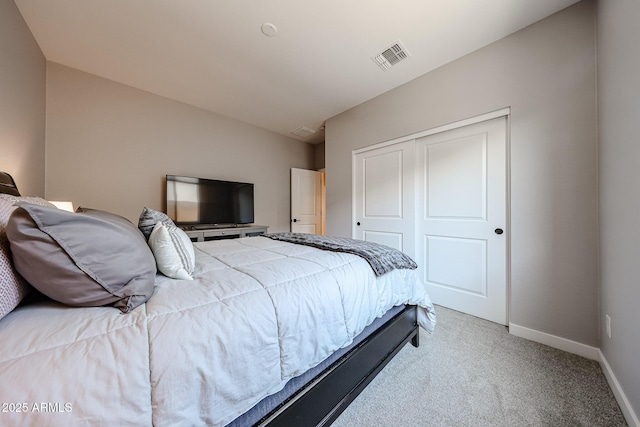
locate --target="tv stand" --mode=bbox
[182,225,269,242]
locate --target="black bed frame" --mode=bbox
[260,305,419,427]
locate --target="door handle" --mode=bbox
[495,228,504,235]
[356,222,361,226]
[292,219,298,223]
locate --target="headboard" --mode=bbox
[0,172,20,196]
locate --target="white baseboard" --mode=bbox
[509,322,639,427]
[508,322,600,360]
[599,350,640,427]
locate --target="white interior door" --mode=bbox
[353,141,415,258]
[416,117,507,324]
[291,168,323,234]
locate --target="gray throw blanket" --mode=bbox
[265,233,417,277]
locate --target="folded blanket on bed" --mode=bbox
[265,232,417,276]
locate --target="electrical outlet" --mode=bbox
[606,314,612,339]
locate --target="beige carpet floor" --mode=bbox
[333,306,627,427]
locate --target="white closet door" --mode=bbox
[416,117,507,325]
[353,140,415,258]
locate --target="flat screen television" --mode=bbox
[166,175,254,226]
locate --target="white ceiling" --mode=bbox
[15,0,581,144]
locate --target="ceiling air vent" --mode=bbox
[290,126,317,138]
[372,40,411,71]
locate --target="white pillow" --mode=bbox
[148,222,195,280]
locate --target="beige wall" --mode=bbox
[314,142,326,170]
[0,0,46,196]
[45,63,314,231]
[326,1,599,346]
[597,0,640,419]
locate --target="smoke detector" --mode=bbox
[372,40,411,71]
[261,23,278,37]
[290,126,317,138]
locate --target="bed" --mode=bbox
[0,175,436,427]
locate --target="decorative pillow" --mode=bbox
[0,195,55,320]
[138,207,176,241]
[6,203,157,313]
[148,221,195,280]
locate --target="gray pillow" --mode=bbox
[6,203,157,313]
[138,207,176,241]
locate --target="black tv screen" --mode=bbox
[166,175,254,226]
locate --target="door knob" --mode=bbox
[356,222,361,226]
[495,228,504,235]
[292,219,298,223]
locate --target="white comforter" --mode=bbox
[0,237,435,427]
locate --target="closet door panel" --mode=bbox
[417,117,507,325]
[353,141,414,257]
